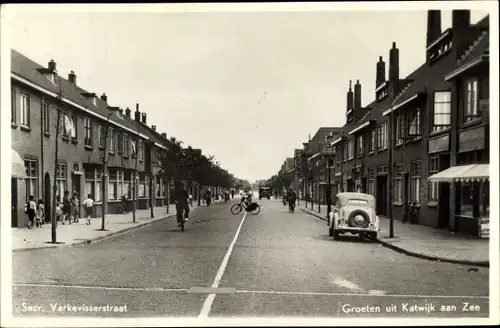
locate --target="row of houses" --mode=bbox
[276,10,490,237]
[10,49,219,228]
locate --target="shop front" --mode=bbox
[427,163,489,237]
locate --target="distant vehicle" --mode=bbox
[259,186,271,200]
[327,192,379,241]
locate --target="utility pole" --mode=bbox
[388,81,395,238]
[100,112,112,231]
[50,75,63,243]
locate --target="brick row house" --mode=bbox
[277,10,490,237]
[10,49,186,228]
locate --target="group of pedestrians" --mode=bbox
[25,195,45,229]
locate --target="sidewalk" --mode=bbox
[12,201,217,252]
[299,201,489,267]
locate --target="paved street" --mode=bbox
[12,197,489,318]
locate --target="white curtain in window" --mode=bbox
[95,182,102,202]
[108,182,117,200]
[84,182,93,200]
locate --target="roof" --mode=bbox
[391,63,429,108]
[11,49,167,148]
[457,30,489,67]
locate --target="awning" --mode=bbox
[12,149,26,179]
[428,164,489,183]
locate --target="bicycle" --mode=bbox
[230,197,260,215]
[176,203,189,231]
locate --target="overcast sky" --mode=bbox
[6,3,489,182]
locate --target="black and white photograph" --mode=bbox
[1,1,498,326]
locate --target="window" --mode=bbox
[479,181,489,218]
[56,163,67,203]
[347,139,354,160]
[117,132,123,153]
[367,168,375,196]
[377,165,388,175]
[109,127,115,152]
[20,93,30,127]
[465,79,479,122]
[123,171,132,199]
[408,108,421,136]
[98,125,104,148]
[459,182,474,217]
[156,175,162,197]
[377,123,388,150]
[138,140,144,160]
[108,169,118,200]
[131,138,137,157]
[11,88,16,123]
[395,113,406,145]
[43,101,50,133]
[84,168,102,202]
[429,157,440,201]
[70,113,77,139]
[393,163,403,202]
[123,133,129,156]
[356,135,364,157]
[432,91,451,132]
[139,173,146,198]
[25,160,38,200]
[410,160,421,203]
[84,117,92,146]
[370,128,376,153]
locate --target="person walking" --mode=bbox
[83,194,94,225]
[36,199,45,228]
[62,190,71,225]
[26,195,37,229]
[71,192,80,223]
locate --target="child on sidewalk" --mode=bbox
[36,199,45,227]
[83,194,94,225]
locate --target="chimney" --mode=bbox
[68,70,77,84]
[376,56,386,88]
[141,112,147,124]
[100,93,107,102]
[161,132,167,139]
[389,42,399,82]
[152,125,156,131]
[346,80,354,112]
[354,80,362,110]
[426,10,442,46]
[452,10,470,31]
[119,108,123,116]
[134,104,140,122]
[125,107,131,118]
[48,59,56,71]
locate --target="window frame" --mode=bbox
[84,117,92,147]
[408,107,421,137]
[356,134,364,157]
[11,87,16,124]
[370,128,376,153]
[429,156,440,201]
[25,159,38,201]
[56,163,67,203]
[42,101,50,133]
[20,93,30,127]
[464,79,479,122]
[410,160,422,203]
[393,163,403,202]
[432,91,451,132]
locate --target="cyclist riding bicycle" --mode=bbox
[287,187,297,213]
[175,183,190,227]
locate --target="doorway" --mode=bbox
[376,175,388,216]
[11,177,18,227]
[438,183,450,229]
[72,174,81,213]
[44,172,51,223]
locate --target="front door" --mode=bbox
[44,172,51,223]
[11,177,18,227]
[376,175,388,216]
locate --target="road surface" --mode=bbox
[12,198,489,318]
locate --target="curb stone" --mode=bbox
[300,207,489,268]
[12,203,213,253]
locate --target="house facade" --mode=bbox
[274,10,490,236]
[11,49,172,228]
